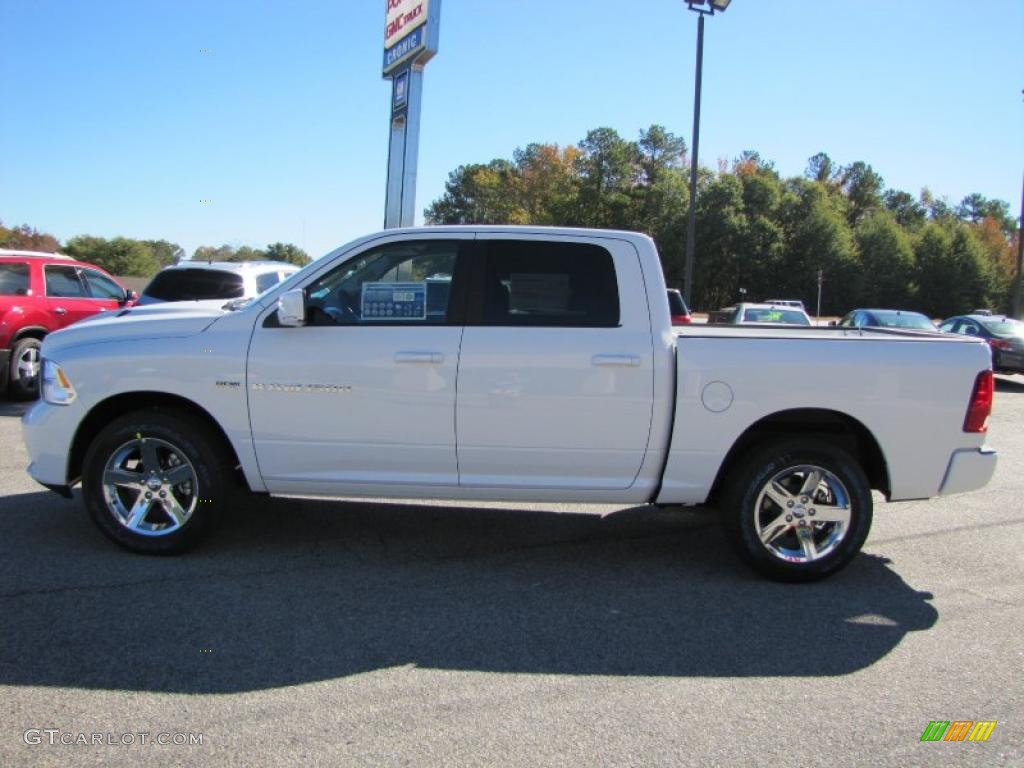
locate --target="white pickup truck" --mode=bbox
[22,227,997,580]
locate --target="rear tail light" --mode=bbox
[671,314,692,325]
[988,338,1013,352]
[963,370,993,433]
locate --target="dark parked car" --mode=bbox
[667,289,692,325]
[837,309,937,332]
[939,314,1024,374]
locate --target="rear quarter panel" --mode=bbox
[657,332,992,504]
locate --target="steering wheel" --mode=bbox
[305,290,359,325]
[325,290,359,323]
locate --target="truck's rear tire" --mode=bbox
[720,438,872,582]
[81,408,228,554]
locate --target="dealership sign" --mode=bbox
[383,26,424,73]
[385,0,429,48]
[382,0,440,230]
[383,0,437,75]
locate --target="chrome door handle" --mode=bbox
[395,351,444,364]
[54,307,67,315]
[591,354,641,367]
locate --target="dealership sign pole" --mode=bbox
[383,0,440,229]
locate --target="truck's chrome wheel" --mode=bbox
[101,437,198,536]
[722,439,872,582]
[754,464,851,564]
[84,408,229,553]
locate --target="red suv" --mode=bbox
[667,288,692,325]
[0,249,136,399]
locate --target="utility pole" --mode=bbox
[682,0,733,307]
[1014,171,1024,319]
[683,11,705,307]
[816,269,824,323]
[1014,89,1023,319]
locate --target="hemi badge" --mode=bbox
[251,382,352,394]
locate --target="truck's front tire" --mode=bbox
[721,438,873,582]
[81,409,228,554]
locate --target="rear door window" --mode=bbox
[0,263,30,295]
[475,241,620,327]
[44,265,89,298]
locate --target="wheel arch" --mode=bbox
[707,408,890,505]
[68,392,246,489]
[12,326,48,343]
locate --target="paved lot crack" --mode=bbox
[870,516,1024,546]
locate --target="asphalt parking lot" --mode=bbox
[1,380,1022,767]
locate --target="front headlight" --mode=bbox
[41,359,77,405]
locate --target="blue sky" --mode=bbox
[2,0,1022,259]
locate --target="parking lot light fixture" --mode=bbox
[682,0,732,307]
[686,0,731,11]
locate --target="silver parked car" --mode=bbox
[762,298,806,313]
[837,309,937,332]
[708,302,812,326]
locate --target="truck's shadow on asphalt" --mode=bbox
[995,375,1024,393]
[0,490,937,693]
[0,399,34,417]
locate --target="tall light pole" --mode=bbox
[1014,170,1024,319]
[1013,89,1023,318]
[683,0,731,307]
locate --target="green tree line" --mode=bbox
[0,221,311,277]
[425,126,1020,317]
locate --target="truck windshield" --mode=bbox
[742,308,810,325]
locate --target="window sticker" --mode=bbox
[361,281,426,320]
[509,273,569,313]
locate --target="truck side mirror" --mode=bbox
[277,288,307,327]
